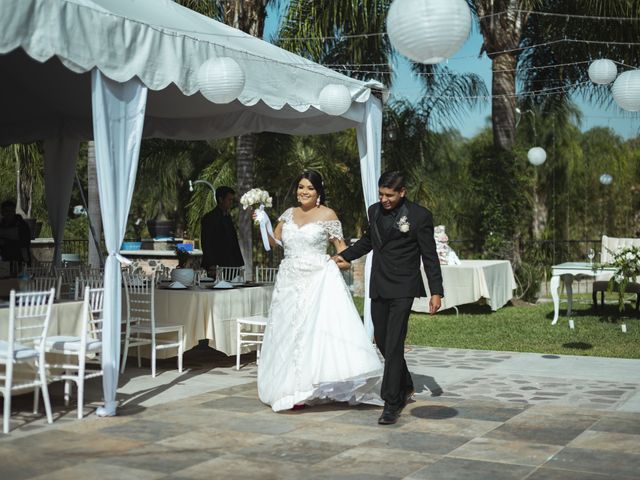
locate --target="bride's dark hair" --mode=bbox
[295,170,326,205]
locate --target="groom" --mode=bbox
[334,171,443,425]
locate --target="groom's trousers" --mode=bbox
[371,297,414,409]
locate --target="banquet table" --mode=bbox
[0,300,84,339]
[412,260,517,313]
[150,284,274,358]
[0,300,85,377]
[549,262,616,325]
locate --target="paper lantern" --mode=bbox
[611,70,640,112]
[197,57,245,104]
[599,173,613,185]
[588,59,617,85]
[527,147,547,166]
[386,0,472,64]
[319,84,352,116]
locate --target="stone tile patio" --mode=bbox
[1,346,639,479]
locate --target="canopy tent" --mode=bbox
[0,0,383,416]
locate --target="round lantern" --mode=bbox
[599,173,613,185]
[386,0,472,64]
[611,70,640,112]
[588,59,618,85]
[319,84,352,116]
[527,147,547,166]
[197,57,245,104]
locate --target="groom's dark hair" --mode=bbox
[215,186,235,204]
[378,171,406,191]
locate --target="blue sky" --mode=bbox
[264,6,637,140]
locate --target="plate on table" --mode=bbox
[212,280,234,289]
[160,281,189,290]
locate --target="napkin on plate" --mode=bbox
[213,280,233,289]
[169,281,186,289]
[230,275,244,284]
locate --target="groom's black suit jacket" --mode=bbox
[340,199,444,299]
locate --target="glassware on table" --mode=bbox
[587,248,595,264]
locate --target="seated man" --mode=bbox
[200,186,244,278]
[0,200,31,265]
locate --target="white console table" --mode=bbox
[550,262,616,325]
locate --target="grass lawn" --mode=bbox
[353,297,640,359]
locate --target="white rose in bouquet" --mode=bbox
[240,188,273,225]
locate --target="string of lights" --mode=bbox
[478,9,640,22]
[394,81,593,100]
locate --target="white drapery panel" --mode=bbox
[356,97,383,340]
[43,137,79,266]
[91,70,147,416]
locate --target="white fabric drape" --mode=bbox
[91,70,147,416]
[355,96,383,340]
[43,137,79,266]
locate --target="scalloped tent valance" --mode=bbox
[0,0,384,143]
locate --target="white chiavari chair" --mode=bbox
[0,288,55,433]
[154,264,172,284]
[23,276,62,300]
[121,272,183,377]
[26,264,53,277]
[255,266,278,284]
[45,287,104,419]
[235,315,267,370]
[74,274,104,301]
[54,266,83,299]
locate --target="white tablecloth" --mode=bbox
[152,285,274,357]
[0,300,84,339]
[412,260,516,313]
[0,300,85,377]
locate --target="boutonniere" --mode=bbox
[397,216,410,233]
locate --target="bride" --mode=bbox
[256,170,383,412]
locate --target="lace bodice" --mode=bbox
[278,208,343,258]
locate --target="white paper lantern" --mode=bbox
[599,173,613,185]
[588,59,618,85]
[197,57,245,104]
[527,147,547,166]
[386,0,472,64]
[319,84,352,116]
[611,70,640,112]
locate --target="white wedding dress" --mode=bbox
[258,208,383,411]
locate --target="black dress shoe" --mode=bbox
[378,406,401,425]
[405,387,416,404]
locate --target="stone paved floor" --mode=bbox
[1,346,639,479]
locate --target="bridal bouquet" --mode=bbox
[240,188,273,211]
[240,188,279,251]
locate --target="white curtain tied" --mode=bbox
[91,70,147,416]
[355,97,383,340]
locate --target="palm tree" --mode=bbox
[514,1,640,243]
[468,1,540,152]
[177,0,274,279]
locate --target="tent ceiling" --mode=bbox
[0,0,384,145]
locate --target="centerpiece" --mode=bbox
[598,245,640,312]
[170,246,195,285]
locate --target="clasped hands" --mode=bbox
[331,254,351,270]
